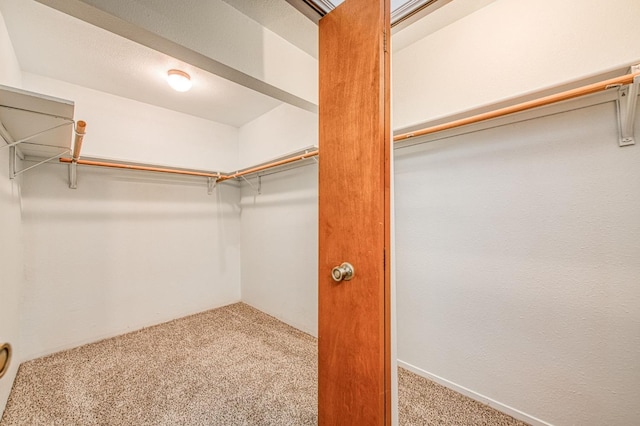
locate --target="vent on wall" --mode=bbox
[0,343,11,379]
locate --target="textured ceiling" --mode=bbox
[0,0,282,127]
[221,0,318,58]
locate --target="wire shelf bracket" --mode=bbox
[1,121,74,180]
[616,65,640,147]
[15,149,71,179]
[1,84,76,180]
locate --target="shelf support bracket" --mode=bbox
[241,175,260,195]
[617,67,640,147]
[12,149,70,179]
[207,177,217,195]
[0,122,72,151]
[8,146,16,179]
[2,119,76,180]
[68,161,78,189]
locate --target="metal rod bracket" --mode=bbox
[207,177,216,195]
[241,175,260,195]
[617,69,640,147]
[69,161,78,189]
[9,146,16,180]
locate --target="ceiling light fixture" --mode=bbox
[167,69,192,92]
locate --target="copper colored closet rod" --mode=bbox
[59,157,221,178]
[59,71,638,179]
[393,71,640,142]
[60,150,319,182]
[216,150,318,183]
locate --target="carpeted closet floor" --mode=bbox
[1,303,527,425]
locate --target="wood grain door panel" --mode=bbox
[318,0,391,423]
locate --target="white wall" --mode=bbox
[237,103,318,169]
[20,162,241,360]
[395,100,640,425]
[21,73,239,171]
[14,73,243,362]
[0,8,20,88]
[0,9,22,416]
[0,145,23,416]
[239,165,318,336]
[393,0,640,130]
[389,1,640,424]
[237,103,318,336]
[0,148,23,418]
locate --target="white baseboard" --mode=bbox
[397,360,553,426]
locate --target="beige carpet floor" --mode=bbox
[398,369,528,426]
[1,303,528,425]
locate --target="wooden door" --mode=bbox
[318,0,391,424]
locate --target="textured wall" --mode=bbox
[391,2,640,422]
[237,103,318,169]
[0,8,20,88]
[237,103,318,336]
[239,165,318,336]
[394,101,640,425]
[0,144,23,417]
[393,0,640,130]
[20,163,241,360]
[0,9,23,416]
[21,73,239,172]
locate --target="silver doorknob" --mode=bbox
[331,262,354,282]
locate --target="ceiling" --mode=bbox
[221,0,318,58]
[0,0,282,127]
[0,0,497,129]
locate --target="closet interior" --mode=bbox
[1,0,639,425]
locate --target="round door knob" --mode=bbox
[331,262,354,282]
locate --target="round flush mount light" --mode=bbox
[167,69,192,92]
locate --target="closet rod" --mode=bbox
[216,149,319,183]
[58,149,319,181]
[394,71,640,141]
[59,157,222,178]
